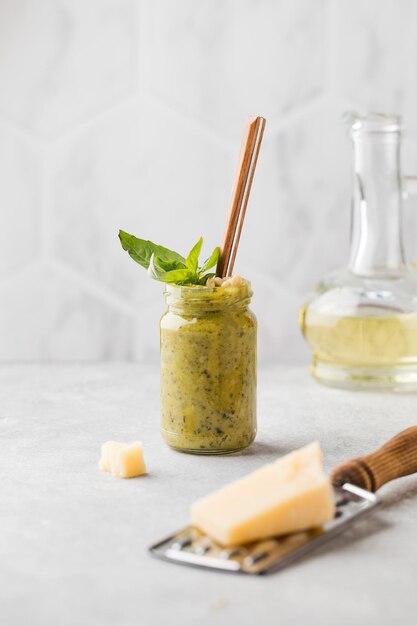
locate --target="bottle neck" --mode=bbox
[348,128,405,277]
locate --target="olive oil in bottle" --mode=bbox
[300,305,417,388]
[300,113,417,391]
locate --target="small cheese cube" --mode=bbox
[191,442,335,546]
[99,441,146,478]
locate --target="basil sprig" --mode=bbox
[119,230,220,285]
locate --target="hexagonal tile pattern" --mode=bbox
[0,265,133,361]
[49,97,232,305]
[248,270,309,365]
[237,100,351,295]
[336,0,417,137]
[130,296,163,364]
[2,1,417,365]
[0,0,135,137]
[0,127,42,281]
[141,0,326,138]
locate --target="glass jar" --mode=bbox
[160,282,257,454]
[300,112,417,391]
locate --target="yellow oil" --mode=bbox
[300,306,417,369]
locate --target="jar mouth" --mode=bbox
[345,111,402,135]
[164,281,252,314]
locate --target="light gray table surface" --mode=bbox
[1,363,417,626]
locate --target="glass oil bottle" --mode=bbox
[300,112,417,391]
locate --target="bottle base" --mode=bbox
[311,359,417,392]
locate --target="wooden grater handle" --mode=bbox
[331,426,417,492]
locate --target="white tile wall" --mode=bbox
[1,0,417,364]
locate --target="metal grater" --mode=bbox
[149,483,378,575]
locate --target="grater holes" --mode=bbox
[244,551,271,566]
[194,545,210,555]
[220,547,246,559]
[171,536,192,550]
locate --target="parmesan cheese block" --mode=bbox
[99,441,146,478]
[191,442,335,546]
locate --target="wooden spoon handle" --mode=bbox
[216,116,265,278]
[331,426,417,492]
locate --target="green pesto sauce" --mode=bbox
[160,283,257,453]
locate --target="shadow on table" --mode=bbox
[233,440,292,458]
[379,478,417,509]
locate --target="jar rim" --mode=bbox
[164,280,252,293]
[164,281,252,313]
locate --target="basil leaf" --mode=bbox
[119,230,186,269]
[185,236,203,271]
[154,257,184,272]
[148,254,196,284]
[199,246,220,273]
[119,230,222,286]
